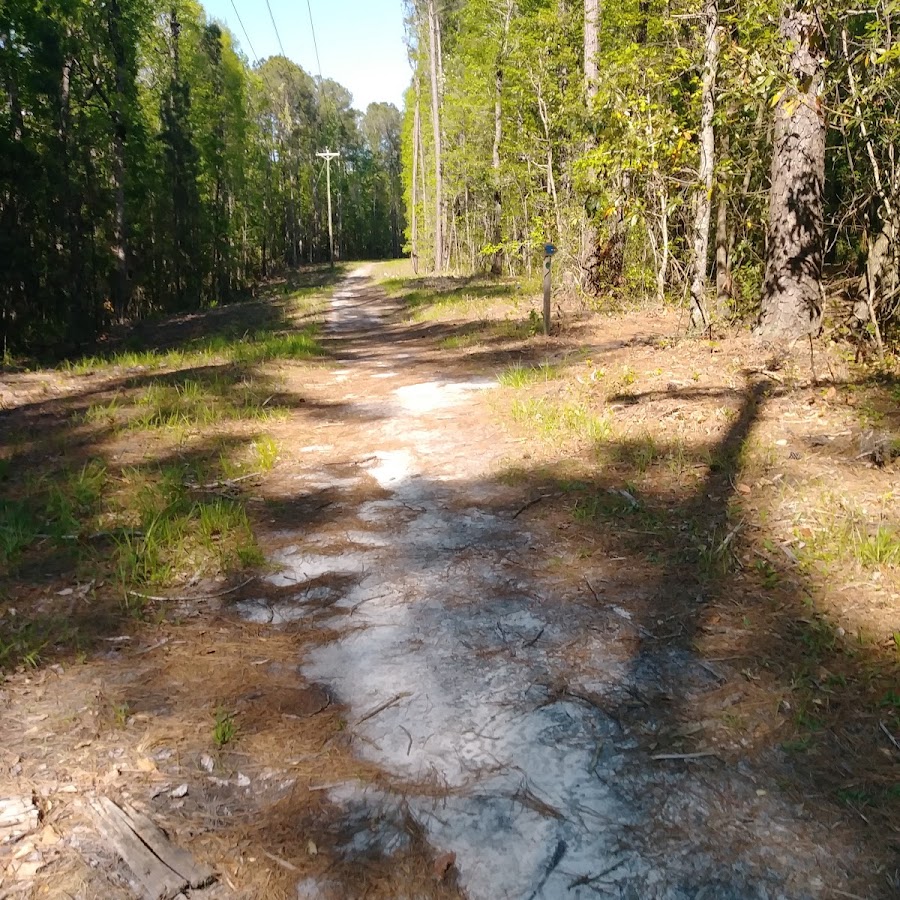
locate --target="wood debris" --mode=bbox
[90,796,215,900]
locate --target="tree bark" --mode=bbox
[411,83,421,274]
[757,8,826,340]
[491,2,514,276]
[715,186,731,316]
[688,0,719,329]
[582,0,601,290]
[107,0,132,323]
[584,0,599,95]
[427,0,444,273]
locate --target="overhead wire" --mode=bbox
[305,0,324,82]
[228,0,262,67]
[264,0,287,58]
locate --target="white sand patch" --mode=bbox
[393,379,496,415]
[364,450,413,489]
[266,548,374,587]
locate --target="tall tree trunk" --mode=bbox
[427,0,444,273]
[582,0,601,290]
[584,0,599,92]
[411,82,421,274]
[715,188,731,315]
[757,8,826,340]
[107,0,132,323]
[491,2,514,276]
[689,0,719,329]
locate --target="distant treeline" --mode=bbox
[1,0,403,356]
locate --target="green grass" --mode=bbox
[510,397,614,445]
[213,707,237,748]
[251,436,280,473]
[113,467,263,588]
[63,324,323,375]
[801,501,900,571]
[0,461,108,569]
[497,362,561,388]
[127,377,282,432]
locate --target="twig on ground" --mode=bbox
[399,724,414,756]
[650,751,718,762]
[262,850,300,873]
[827,889,868,900]
[512,494,554,520]
[355,691,411,727]
[526,839,567,900]
[568,859,626,890]
[715,520,743,555]
[126,576,256,604]
[879,720,900,753]
[192,472,262,490]
[523,627,545,649]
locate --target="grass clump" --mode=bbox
[213,707,237,748]
[128,376,283,432]
[801,500,900,571]
[497,362,561,388]
[510,397,613,446]
[113,468,263,587]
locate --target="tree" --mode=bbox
[688,0,720,329]
[426,0,445,273]
[757,6,826,340]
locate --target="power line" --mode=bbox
[305,0,323,82]
[228,0,261,67]
[264,0,286,58]
[228,0,281,100]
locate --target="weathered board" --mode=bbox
[91,796,216,900]
[0,797,39,844]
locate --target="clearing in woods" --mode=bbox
[1,262,898,898]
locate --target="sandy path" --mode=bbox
[242,272,866,899]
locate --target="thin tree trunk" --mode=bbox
[689,0,719,329]
[658,180,669,304]
[582,0,601,290]
[757,8,826,340]
[490,2,514,276]
[715,180,731,317]
[411,83,421,274]
[107,0,131,322]
[842,25,889,358]
[427,0,444,273]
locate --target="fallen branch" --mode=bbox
[355,691,411,727]
[262,850,300,873]
[651,751,718,762]
[879,720,900,753]
[126,575,256,604]
[512,494,553,520]
[190,471,263,490]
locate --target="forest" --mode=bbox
[0,0,403,357]
[403,0,900,350]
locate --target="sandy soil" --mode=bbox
[1,267,897,899]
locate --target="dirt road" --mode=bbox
[241,270,868,899]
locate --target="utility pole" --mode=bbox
[316,148,340,268]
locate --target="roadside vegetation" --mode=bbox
[0,268,336,670]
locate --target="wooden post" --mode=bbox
[316,148,340,268]
[543,242,556,336]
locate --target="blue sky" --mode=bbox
[202,0,411,112]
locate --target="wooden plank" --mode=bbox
[118,800,216,889]
[91,797,187,900]
[0,797,39,843]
